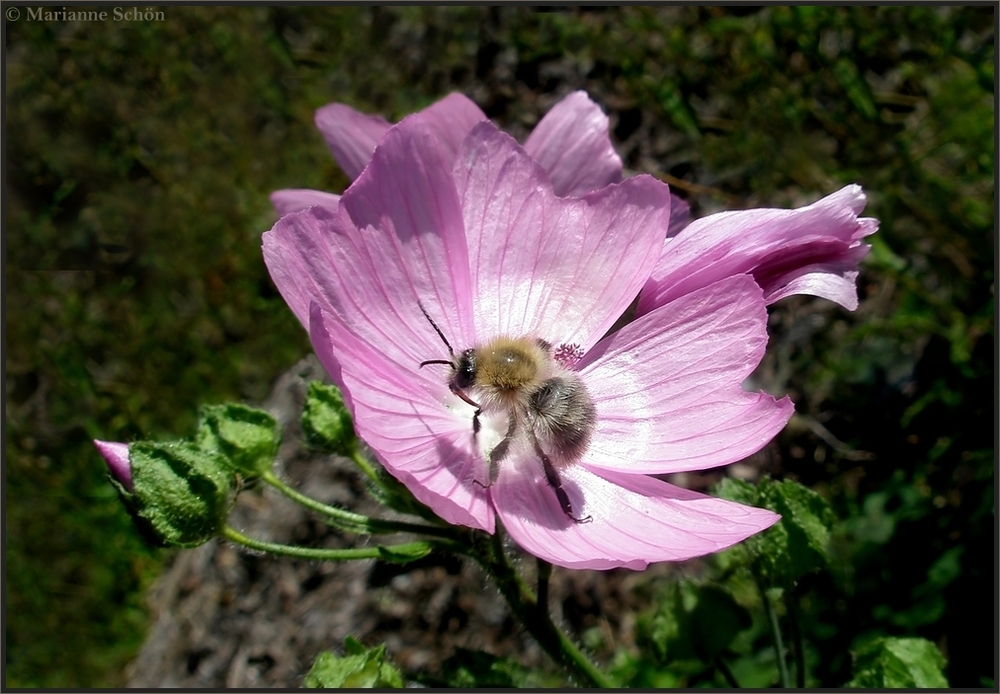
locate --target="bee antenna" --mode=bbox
[417,300,455,358]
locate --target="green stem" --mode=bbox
[349,445,382,487]
[537,558,552,613]
[464,531,614,688]
[261,470,457,540]
[787,590,806,688]
[222,525,434,562]
[714,656,741,688]
[756,577,791,688]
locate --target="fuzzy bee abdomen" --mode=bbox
[528,375,596,461]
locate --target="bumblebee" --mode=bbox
[419,303,596,523]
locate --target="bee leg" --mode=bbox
[471,439,505,490]
[473,416,517,491]
[531,436,592,524]
[489,416,518,481]
[449,384,482,434]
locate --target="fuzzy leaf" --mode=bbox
[440,648,529,688]
[304,640,403,688]
[847,636,949,688]
[129,440,233,547]
[196,403,279,477]
[640,580,751,666]
[716,477,836,586]
[376,542,435,564]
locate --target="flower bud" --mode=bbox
[196,403,280,477]
[301,381,356,456]
[96,438,234,547]
[94,439,133,491]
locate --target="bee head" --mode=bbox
[453,349,477,389]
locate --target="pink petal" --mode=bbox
[491,462,779,570]
[313,93,487,183]
[455,121,670,351]
[263,114,476,366]
[523,91,623,197]
[760,244,871,307]
[638,185,879,315]
[95,439,132,491]
[314,103,391,180]
[270,189,342,217]
[413,92,488,167]
[579,274,794,474]
[667,194,690,237]
[309,304,495,532]
[262,206,351,331]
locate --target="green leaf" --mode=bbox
[196,403,279,477]
[639,580,751,666]
[304,639,403,688]
[716,477,836,586]
[129,440,233,547]
[847,637,949,688]
[440,648,530,688]
[376,542,435,564]
[689,586,754,661]
[302,382,356,456]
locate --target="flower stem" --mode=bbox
[715,656,741,688]
[467,531,614,688]
[222,525,435,562]
[260,470,457,540]
[537,558,552,613]
[756,576,791,688]
[349,445,382,487]
[787,590,806,687]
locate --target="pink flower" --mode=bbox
[638,186,879,314]
[94,439,133,491]
[263,112,792,570]
[271,90,691,232]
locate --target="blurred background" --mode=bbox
[4,6,994,688]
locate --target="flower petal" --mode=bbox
[455,121,670,350]
[314,103,391,180]
[491,462,779,570]
[760,244,871,307]
[95,439,132,491]
[309,304,495,532]
[413,92,488,167]
[638,185,878,315]
[524,91,623,197]
[579,274,793,474]
[263,114,476,366]
[313,93,487,183]
[270,188,342,217]
[339,114,477,346]
[667,194,690,237]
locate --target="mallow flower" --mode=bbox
[262,112,795,570]
[271,90,691,234]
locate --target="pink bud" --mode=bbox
[94,440,133,491]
